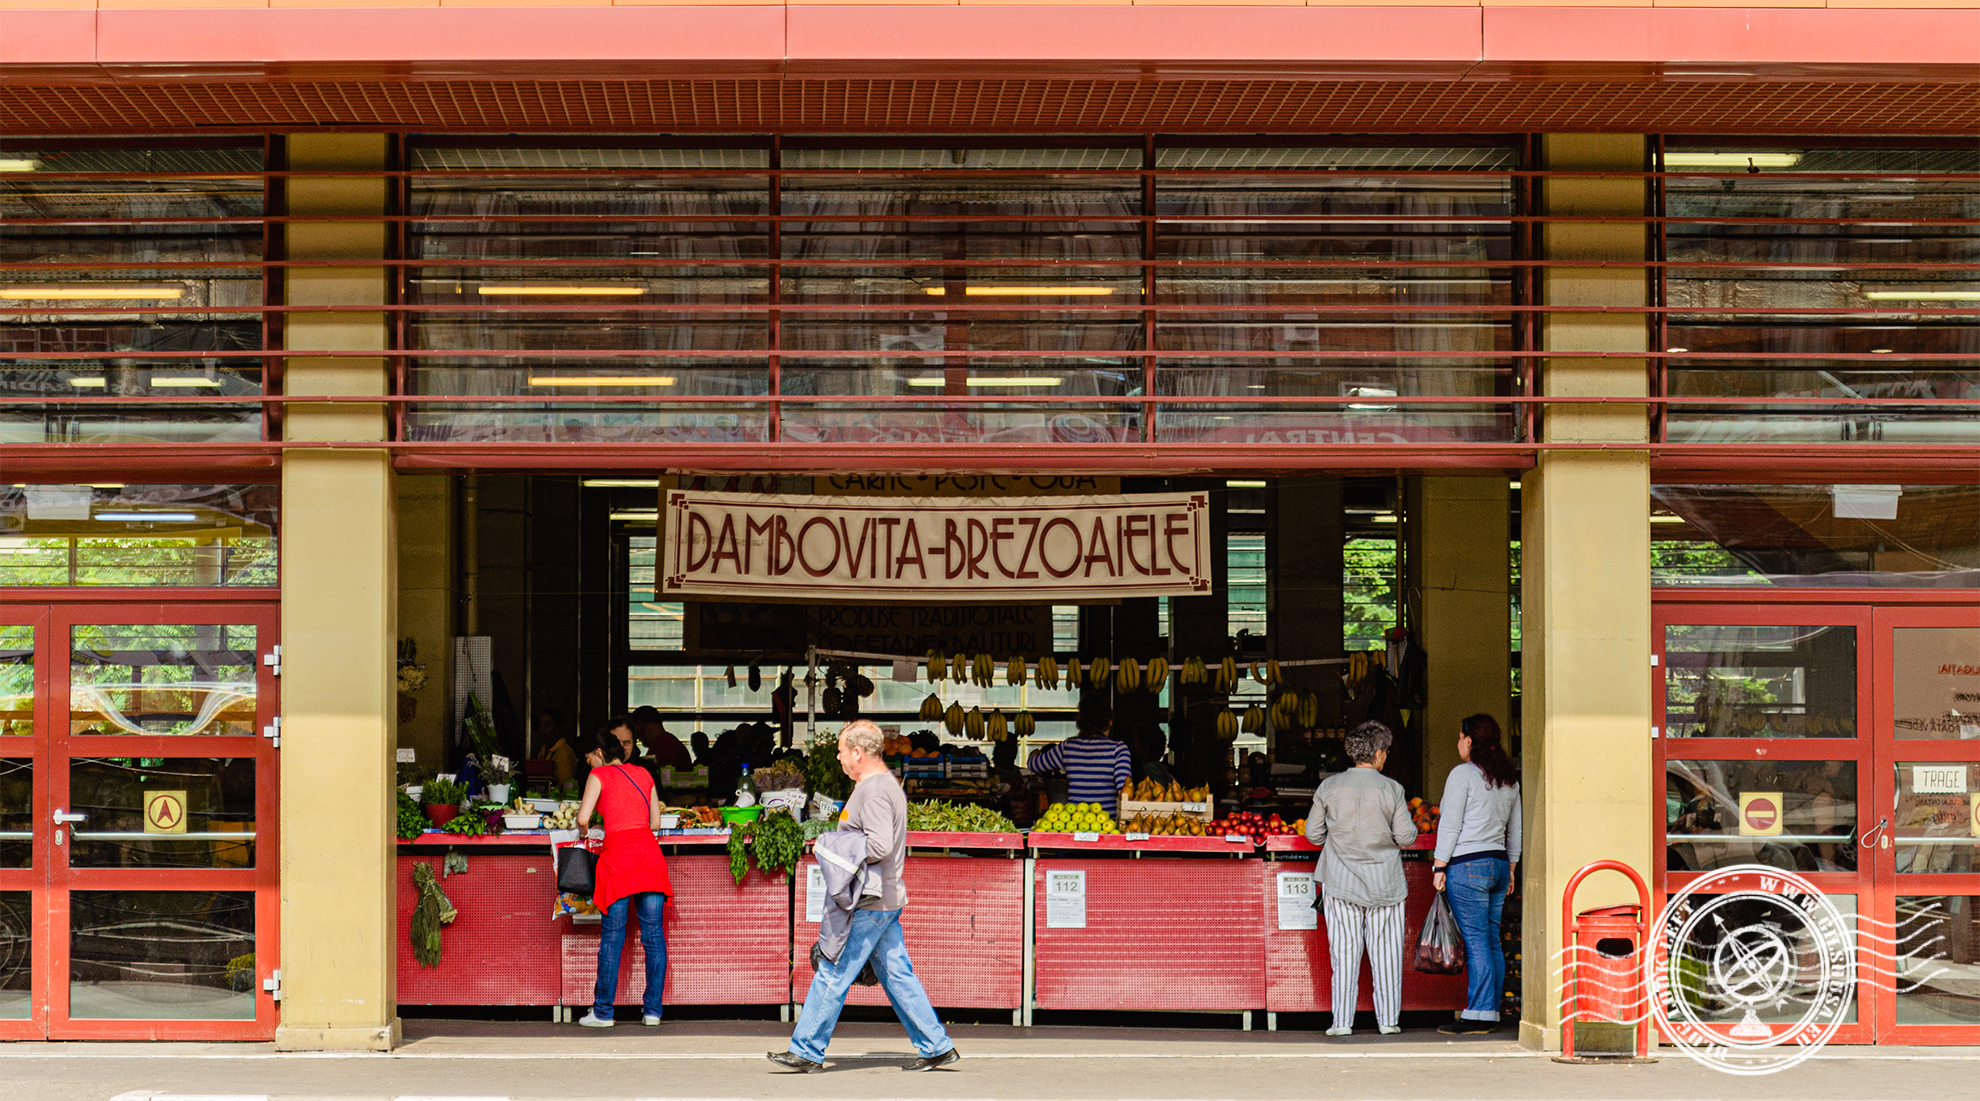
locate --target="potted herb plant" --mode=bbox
[422,776,466,827]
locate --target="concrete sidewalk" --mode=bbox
[3,1020,1977,1101]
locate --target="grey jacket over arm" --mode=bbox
[1303,767,1418,908]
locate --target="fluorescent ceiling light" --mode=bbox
[923,287,1116,297]
[68,377,106,388]
[582,478,661,488]
[1666,347,1689,354]
[905,377,1063,388]
[1662,152,1802,168]
[0,159,40,172]
[610,510,659,522]
[1225,480,1266,488]
[477,286,645,296]
[0,286,184,300]
[1508,481,1520,490]
[150,377,223,388]
[1370,515,1398,523]
[1247,384,1267,390]
[528,376,675,387]
[94,511,198,523]
[1650,515,1688,524]
[1863,290,1980,301]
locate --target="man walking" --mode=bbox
[769,719,960,1073]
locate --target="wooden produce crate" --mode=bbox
[1118,799,1214,824]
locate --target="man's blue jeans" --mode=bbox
[788,908,952,1062]
[594,891,667,1021]
[1444,858,1509,1021]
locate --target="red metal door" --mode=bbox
[1653,602,1879,1045]
[40,604,281,1040]
[0,605,50,1039]
[1868,604,1980,1045]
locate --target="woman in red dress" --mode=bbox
[574,725,674,1027]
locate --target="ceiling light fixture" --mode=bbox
[923,287,1117,297]
[1651,515,1688,524]
[528,376,676,387]
[582,478,662,488]
[150,377,223,388]
[478,286,646,296]
[0,159,41,172]
[1863,290,1980,301]
[905,377,1063,388]
[93,511,198,523]
[1662,152,1803,169]
[1666,347,1689,354]
[0,286,184,300]
[609,510,659,522]
[1225,480,1267,488]
[67,377,106,388]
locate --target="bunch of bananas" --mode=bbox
[964,706,986,740]
[1242,705,1266,733]
[1215,709,1241,741]
[1298,692,1321,728]
[1115,657,1140,692]
[918,693,944,722]
[1215,656,1241,694]
[926,650,948,682]
[1083,655,1108,689]
[1347,650,1376,684]
[1252,659,1281,686]
[974,653,996,688]
[986,709,1009,742]
[944,701,965,737]
[1015,711,1036,738]
[1067,657,1084,689]
[1271,691,1301,728]
[1179,656,1208,685]
[1036,655,1060,690]
[1147,656,1170,689]
[1006,655,1026,686]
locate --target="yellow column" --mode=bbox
[1518,135,1654,1052]
[276,134,401,1052]
[1409,476,1512,801]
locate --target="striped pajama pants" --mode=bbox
[1323,896,1406,1029]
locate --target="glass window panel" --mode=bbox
[1,145,265,445]
[1895,895,1980,1025]
[1665,759,1857,873]
[0,625,29,737]
[0,484,276,587]
[1662,891,1858,1026]
[1894,761,1979,874]
[68,757,255,869]
[628,537,682,651]
[69,890,254,1020]
[1663,624,1857,738]
[70,624,257,736]
[0,760,28,869]
[1661,145,1980,445]
[0,891,24,1018]
[1651,484,1980,588]
[1345,536,1399,652]
[1893,627,1980,740]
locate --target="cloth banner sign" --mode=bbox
[661,490,1211,602]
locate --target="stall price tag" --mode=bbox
[804,864,825,923]
[1045,869,1086,928]
[1180,802,1208,813]
[1225,833,1249,843]
[1124,832,1151,841]
[1072,831,1101,842]
[1276,871,1318,930]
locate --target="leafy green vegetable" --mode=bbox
[906,800,1018,833]
[397,792,429,841]
[752,809,803,878]
[440,809,490,836]
[805,729,851,801]
[422,777,466,805]
[727,826,749,884]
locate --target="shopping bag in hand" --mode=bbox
[1414,891,1467,975]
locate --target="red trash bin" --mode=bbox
[1558,860,1652,1061]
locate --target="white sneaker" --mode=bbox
[578,1011,614,1028]
[642,1014,661,1026]
[1378,1025,1402,1035]
[1325,1025,1352,1037]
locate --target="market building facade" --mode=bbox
[1,2,1977,1053]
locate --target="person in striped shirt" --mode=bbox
[1026,694,1133,818]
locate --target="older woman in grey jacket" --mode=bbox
[1305,720,1417,1037]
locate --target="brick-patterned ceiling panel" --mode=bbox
[1,79,1976,134]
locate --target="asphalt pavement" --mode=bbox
[4,1019,1979,1101]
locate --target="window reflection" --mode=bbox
[0,892,25,1019]
[1663,623,1857,737]
[0,484,276,587]
[69,624,258,737]
[69,890,254,1020]
[1651,484,1980,588]
[1664,759,1857,873]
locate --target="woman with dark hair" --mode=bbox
[1431,713,1523,1035]
[574,724,672,1028]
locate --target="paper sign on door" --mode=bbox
[1277,871,1318,930]
[1045,869,1086,929]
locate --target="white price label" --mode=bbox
[804,864,825,923]
[1180,802,1208,813]
[1045,869,1086,928]
[1276,871,1318,930]
[1124,832,1151,841]
[1073,831,1101,842]
[1913,765,1969,795]
[396,747,416,763]
[1225,834,1249,843]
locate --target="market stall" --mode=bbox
[1259,834,1467,1026]
[792,831,1027,1018]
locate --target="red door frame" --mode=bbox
[0,604,51,1041]
[0,601,281,1041]
[1652,600,1880,1045]
[1869,602,1980,1046]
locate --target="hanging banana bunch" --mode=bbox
[1265,659,1281,687]
[1298,692,1321,729]
[1015,710,1036,739]
[1037,655,1059,691]
[987,709,1009,742]
[944,701,965,737]
[919,693,944,721]
[1148,656,1170,690]
[1271,691,1300,728]
[1116,657,1141,693]
[1087,655,1111,689]
[965,706,986,741]
[927,650,948,683]
[1215,709,1239,742]
[1067,657,1084,690]
[1217,657,1240,694]
[1006,655,1027,687]
[975,652,996,689]
[1348,650,1370,685]
[1242,705,1265,734]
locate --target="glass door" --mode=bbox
[1872,604,1980,1043]
[46,605,279,1040]
[1655,604,1878,1044]
[0,606,47,1039]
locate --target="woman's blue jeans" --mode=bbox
[1444,858,1510,1021]
[594,891,667,1020]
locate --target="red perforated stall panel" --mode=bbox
[792,837,1026,1011]
[561,852,791,1007]
[1262,837,1466,1015]
[396,839,565,1006]
[1032,855,1264,1012]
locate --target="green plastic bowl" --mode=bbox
[720,805,762,824]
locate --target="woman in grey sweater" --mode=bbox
[1431,713,1522,1035]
